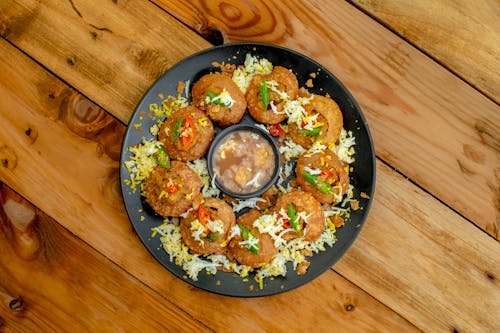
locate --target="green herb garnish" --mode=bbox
[302,172,334,194]
[207,90,224,105]
[259,80,269,110]
[239,224,260,254]
[154,145,170,169]
[205,232,219,242]
[172,117,184,143]
[288,203,300,233]
[299,127,322,137]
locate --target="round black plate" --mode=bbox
[119,43,376,297]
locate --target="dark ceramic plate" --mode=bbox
[120,43,376,297]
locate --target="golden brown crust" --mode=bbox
[180,198,236,255]
[246,66,298,124]
[227,210,277,268]
[158,106,214,161]
[271,190,324,242]
[191,73,247,127]
[288,122,315,148]
[288,94,343,148]
[296,150,350,204]
[144,162,201,217]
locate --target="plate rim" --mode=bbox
[119,42,376,297]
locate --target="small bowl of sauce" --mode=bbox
[207,124,281,199]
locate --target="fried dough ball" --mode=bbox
[272,190,324,242]
[227,209,277,268]
[289,94,343,148]
[191,73,247,127]
[158,106,214,161]
[246,66,299,124]
[144,162,201,217]
[180,198,236,255]
[296,150,350,204]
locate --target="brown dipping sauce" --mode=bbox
[212,130,276,195]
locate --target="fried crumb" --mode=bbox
[300,248,313,257]
[350,199,360,211]
[360,192,370,199]
[176,81,185,94]
[215,280,221,286]
[305,78,314,88]
[211,61,237,76]
[297,261,311,275]
[157,92,164,99]
[332,215,345,227]
[248,285,254,291]
[309,72,317,78]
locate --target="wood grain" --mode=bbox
[337,161,500,333]
[152,0,500,239]
[1,0,498,331]
[348,0,500,103]
[1,34,498,333]
[0,186,210,332]
[0,0,210,123]
[0,39,417,332]
[2,0,497,238]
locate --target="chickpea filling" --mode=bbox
[212,130,276,194]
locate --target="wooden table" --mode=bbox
[0,1,498,332]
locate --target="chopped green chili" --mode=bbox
[287,203,300,232]
[207,90,227,106]
[299,127,322,137]
[205,232,219,242]
[207,90,218,99]
[239,224,260,254]
[259,80,269,110]
[207,90,224,105]
[172,117,184,143]
[302,172,334,195]
[154,145,170,169]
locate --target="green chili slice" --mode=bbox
[207,90,218,99]
[259,80,269,111]
[248,243,259,255]
[287,203,300,232]
[299,127,322,137]
[303,172,318,186]
[205,232,219,242]
[302,172,333,194]
[172,117,184,143]
[317,181,334,194]
[207,90,224,105]
[154,145,170,169]
[238,224,260,254]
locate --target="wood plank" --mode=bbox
[1,34,498,333]
[0,39,418,332]
[151,0,500,238]
[2,0,497,238]
[0,0,210,123]
[348,0,500,103]
[337,161,500,333]
[0,186,210,332]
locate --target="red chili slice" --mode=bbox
[197,205,211,226]
[179,115,195,148]
[269,123,285,137]
[319,169,335,179]
[165,178,178,193]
